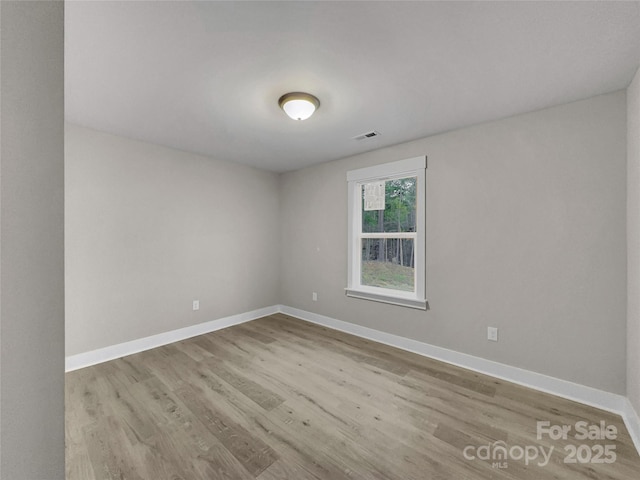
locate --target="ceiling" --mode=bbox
[65,1,640,173]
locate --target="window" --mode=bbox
[346,156,427,309]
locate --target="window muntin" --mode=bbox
[360,176,417,293]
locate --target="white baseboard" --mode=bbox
[622,398,640,455]
[64,303,640,456]
[65,305,279,372]
[278,305,640,455]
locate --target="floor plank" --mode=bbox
[66,314,640,479]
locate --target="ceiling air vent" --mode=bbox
[352,130,381,141]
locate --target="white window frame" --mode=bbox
[346,156,427,310]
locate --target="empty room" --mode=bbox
[2,1,640,479]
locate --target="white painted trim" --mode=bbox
[347,156,426,182]
[345,288,427,310]
[63,302,640,456]
[65,305,279,372]
[621,399,640,455]
[346,157,427,307]
[277,305,640,455]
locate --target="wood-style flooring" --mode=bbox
[65,313,640,479]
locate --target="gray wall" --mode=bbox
[628,67,640,414]
[67,90,630,397]
[65,124,280,356]
[280,91,627,394]
[0,1,65,479]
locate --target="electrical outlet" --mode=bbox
[487,326,498,342]
[312,292,318,301]
[193,300,200,311]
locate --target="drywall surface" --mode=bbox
[0,1,65,478]
[280,91,627,394]
[65,124,280,356]
[628,67,640,413]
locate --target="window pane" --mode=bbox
[362,177,417,233]
[361,238,415,292]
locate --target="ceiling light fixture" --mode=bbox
[278,92,320,121]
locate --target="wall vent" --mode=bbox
[352,130,381,141]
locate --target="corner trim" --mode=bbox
[622,398,640,455]
[277,305,640,455]
[64,305,279,372]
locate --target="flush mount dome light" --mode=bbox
[278,92,320,120]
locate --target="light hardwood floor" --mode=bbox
[66,313,640,479]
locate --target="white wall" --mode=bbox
[280,91,627,394]
[628,67,640,416]
[65,124,280,356]
[0,1,65,478]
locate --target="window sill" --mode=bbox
[345,288,428,310]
